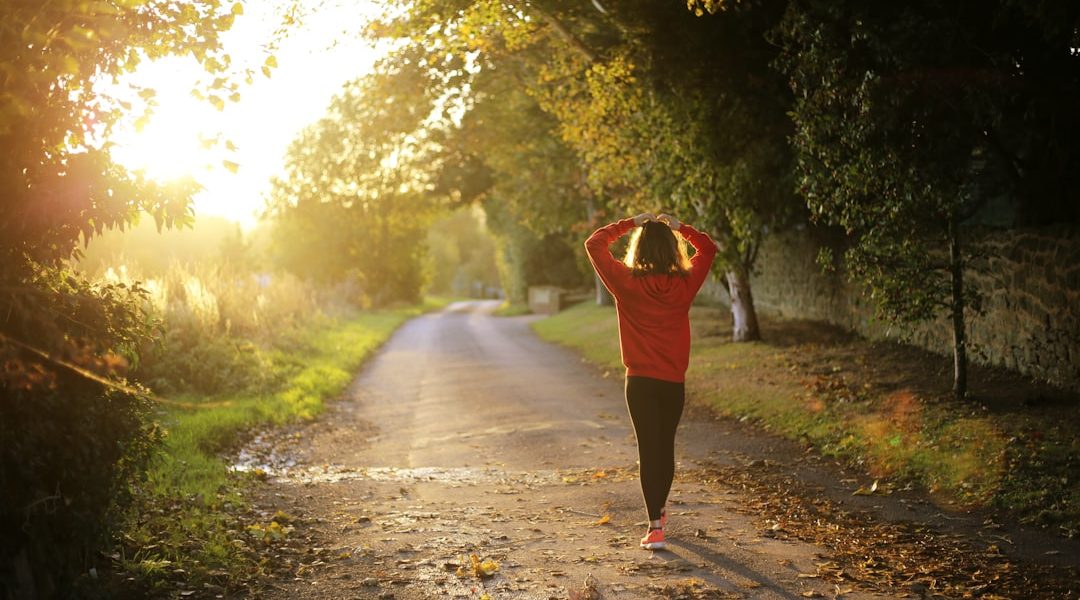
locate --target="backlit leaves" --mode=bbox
[267,48,441,303]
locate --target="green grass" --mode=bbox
[533,302,1078,532]
[492,301,532,317]
[117,299,451,592]
[531,302,622,369]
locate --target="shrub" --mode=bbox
[1,368,158,597]
[0,266,162,596]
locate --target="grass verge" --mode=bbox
[112,298,451,595]
[532,302,1080,537]
[492,301,531,317]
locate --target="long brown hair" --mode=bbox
[623,221,691,277]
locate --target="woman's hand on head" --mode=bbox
[657,214,681,230]
[632,212,656,227]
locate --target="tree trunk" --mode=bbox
[948,216,968,399]
[583,192,612,306]
[595,274,613,306]
[725,266,761,342]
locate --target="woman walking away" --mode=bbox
[585,212,717,550]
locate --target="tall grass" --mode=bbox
[103,262,337,395]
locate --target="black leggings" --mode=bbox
[625,375,685,522]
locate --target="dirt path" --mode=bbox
[242,301,1078,600]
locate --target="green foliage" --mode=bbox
[437,59,596,299]
[93,261,320,396]
[426,206,501,297]
[1,0,241,269]
[0,0,245,592]
[1,378,160,597]
[484,200,590,303]
[776,0,1080,394]
[0,266,160,595]
[778,1,980,323]
[141,332,279,397]
[453,61,592,236]
[370,0,800,334]
[779,0,1080,320]
[268,50,443,305]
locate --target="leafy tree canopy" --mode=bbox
[267,47,446,304]
[1,0,247,371]
[777,0,1080,395]
[366,0,801,338]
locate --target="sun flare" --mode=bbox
[104,0,384,228]
[111,105,221,183]
[108,57,225,184]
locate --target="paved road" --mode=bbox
[250,301,881,599]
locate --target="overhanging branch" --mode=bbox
[526,2,598,63]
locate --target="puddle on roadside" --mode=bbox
[231,460,565,486]
[231,430,301,474]
[231,427,636,487]
[396,563,567,600]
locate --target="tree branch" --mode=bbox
[527,2,597,63]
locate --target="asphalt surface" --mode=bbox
[245,300,900,599]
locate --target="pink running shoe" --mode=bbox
[640,527,666,550]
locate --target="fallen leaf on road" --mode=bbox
[801,591,823,598]
[271,510,295,524]
[246,520,291,542]
[594,514,611,526]
[468,553,499,578]
[852,480,879,496]
[569,574,601,600]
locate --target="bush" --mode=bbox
[0,258,353,595]
[0,266,162,596]
[0,374,159,597]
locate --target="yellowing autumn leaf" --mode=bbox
[468,553,499,578]
[594,514,611,526]
[246,519,291,541]
[852,480,879,496]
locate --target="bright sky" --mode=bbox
[108,0,385,228]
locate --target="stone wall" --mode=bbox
[701,225,1080,392]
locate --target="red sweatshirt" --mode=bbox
[585,218,718,383]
